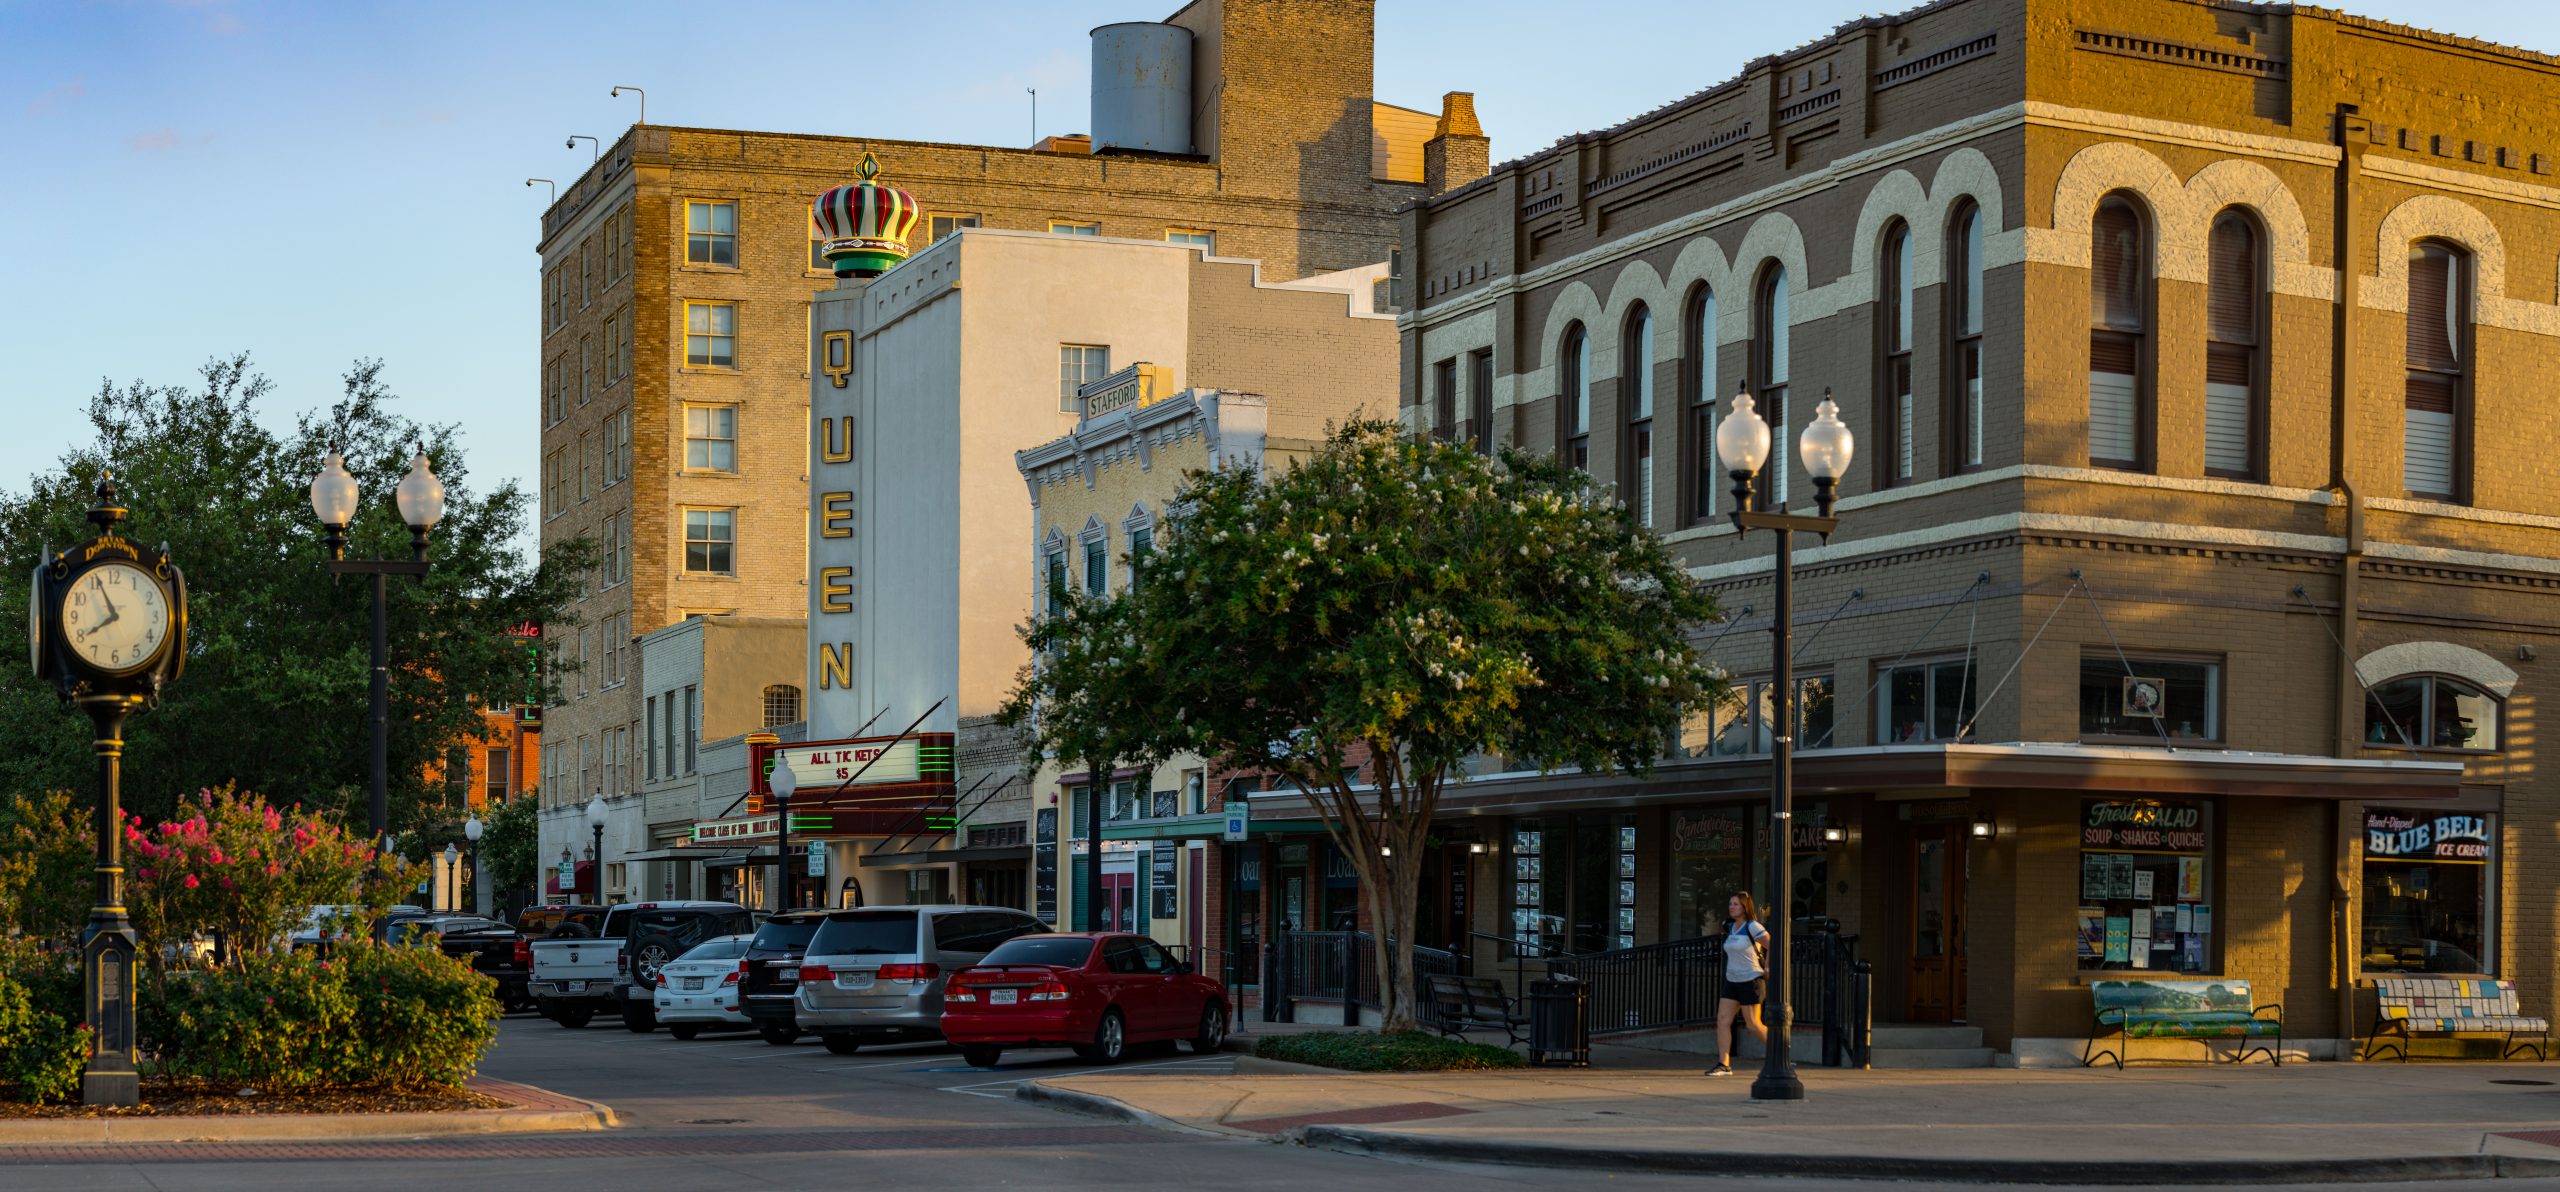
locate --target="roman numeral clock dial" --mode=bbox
[59,562,170,674]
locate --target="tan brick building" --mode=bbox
[529,0,1486,875]
[1386,0,2560,1063]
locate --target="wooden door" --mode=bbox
[1904,824,1969,1021]
[1103,873,1136,933]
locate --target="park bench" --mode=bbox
[2361,977,2548,1062]
[2082,978,2283,1068]
[1425,973,1529,1045]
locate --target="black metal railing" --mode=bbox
[1264,924,1462,1025]
[1545,935,1726,1035]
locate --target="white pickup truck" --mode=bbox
[528,901,756,1031]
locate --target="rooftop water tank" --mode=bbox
[1090,22,1193,156]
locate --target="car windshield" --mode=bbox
[806,910,919,957]
[752,918,822,951]
[981,937,1098,968]
[679,937,751,963]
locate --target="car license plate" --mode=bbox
[683,978,703,991]
[991,989,1019,1006]
[559,980,585,993]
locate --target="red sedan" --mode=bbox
[941,932,1228,1067]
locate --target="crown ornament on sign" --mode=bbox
[812,154,920,279]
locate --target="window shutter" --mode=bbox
[2204,344,2253,475]
[2406,248,2461,373]
[2088,333,2138,464]
[2207,218,2257,344]
[2404,409,2456,497]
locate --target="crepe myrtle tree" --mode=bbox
[1004,421,1725,1031]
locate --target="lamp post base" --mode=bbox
[1749,1070,1805,1101]
[82,1069,139,1108]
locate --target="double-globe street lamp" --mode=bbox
[463,812,484,915]
[1714,384,1855,1104]
[766,758,797,914]
[309,447,447,839]
[584,795,608,903]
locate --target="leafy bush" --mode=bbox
[0,965,89,1104]
[1254,1030,1525,1072]
[0,793,94,945]
[125,785,402,966]
[150,943,493,1091]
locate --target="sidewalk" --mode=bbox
[1025,1057,2560,1183]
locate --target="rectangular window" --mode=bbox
[2077,799,2214,974]
[1165,228,1214,252]
[2364,675,2500,751]
[615,515,632,584]
[1878,658,1976,744]
[929,213,979,243]
[2404,245,2467,501]
[1059,344,1110,412]
[685,302,736,368]
[660,691,676,778]
[1184,769,1206,815]
[612,306,633,382]
[1433,358,1458,440]
[1045,550,1068,611]
[485,747,510,804]
[578,431,594,501]
[545,358,564,425]
[2079,655,2221,743]
[601,313,622,385]
[684,405,738,471]
[1470,349,1495,455]
[1698,674,1834,757]
[684,508,736,574]
[580,237,594,307]
[600,511,621,586]
[644,695,657,781]
[544,449,565,519]
[578,734,594,797]
[1049,220,1100,236]
[683,684,698,774]
[1127,526,1152,592]
[606,409,631,486]
[1084,537,1108,594]
[809,215,829,271]
[2361,808,2494,974]
[578,336,593,406]
[686,200,738,266]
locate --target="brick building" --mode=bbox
[1387,0,2560,1063]
[529,0,1485,879]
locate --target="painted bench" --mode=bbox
[2362,977,2548,1062]
[2083,978,2282,1069]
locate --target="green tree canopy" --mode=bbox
[1005,421,1724,1029]
[0,355,588,834]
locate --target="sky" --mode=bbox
[5,0,2558,526]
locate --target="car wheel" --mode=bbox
[553,1004,594,1030]
[668,1024,701,1041]
[960,1045,1002,1069]
[627,936,680,988]
[758,1024,801,1046]
[822,1034,863,1056]
[622,1003,657,1033]
[1074,1009,1127,1064]
[1190,1001,1228,1054]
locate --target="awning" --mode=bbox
[1275,743,2468,819]
[858,844,1032,868]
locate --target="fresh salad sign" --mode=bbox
[2365,811,2490,861]
[2083,800,2207,852]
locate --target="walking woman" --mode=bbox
[1709,890,1770,1076]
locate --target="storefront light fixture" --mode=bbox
[1970,813,1997,841]
[1468,841,1487,855]
[1820,818,1846,844]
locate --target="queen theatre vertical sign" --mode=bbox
[1034,808,1059,926]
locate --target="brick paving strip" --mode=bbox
[1224,1102,1474,1135]
[0,1076,613,1148]
[0,1125,1152,1165]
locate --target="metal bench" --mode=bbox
[1425,973,1528,1045]
[2083,978,2283,1068]
[2363,977,2549,1062]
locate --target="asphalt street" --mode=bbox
[5,1015,2560,1190]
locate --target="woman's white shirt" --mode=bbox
[1723,919,1768,982]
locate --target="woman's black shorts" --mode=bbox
[1723,977,1766,1006]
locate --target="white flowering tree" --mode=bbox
[1006,421,1723,1031]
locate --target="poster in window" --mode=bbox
[1150,848,1178,919]
[2109,854,2136,900]
[2177,856,2203,901]
[2077,908,2105,959]
[1515,856,1540,881]
[2104,917,2131,963]
[2132,870,2154,901]
[2122,675,2166,719]
[1152,789,1178,819]
[2081,854,2110,901]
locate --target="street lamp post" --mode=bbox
[584,795,608,904]
[309,447,446,839]
[766,758,797,914]
[1714,385,1855,1104]
[441,844,460,912]
[463,813,484,916]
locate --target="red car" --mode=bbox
[941,932,1228,1068]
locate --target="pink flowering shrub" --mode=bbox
[123,784,408,966]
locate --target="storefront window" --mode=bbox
[2076,799,2213,973]
[1699,675,1835,757]
[1667,808,1754,938]
[1879,658,1975,743]
[2079,656,2220,742]
[1511,815,1634,955]
[2362,809,2494,974]
[2364,676,2500,752]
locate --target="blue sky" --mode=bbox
[4,0,2555,522]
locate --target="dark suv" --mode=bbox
[740,910,830,1045]
[517,903,606,937]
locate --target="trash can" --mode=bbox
[1527,975,1589,1067]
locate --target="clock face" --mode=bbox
[61,562,171,675]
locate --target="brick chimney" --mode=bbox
[1423,91,1490,195]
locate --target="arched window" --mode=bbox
[1947,201,1984,471]
[1880,221,1915,486]
[1621,304,1654,527]
[1753,264,1791,507]
[762,684,803,728]
[1683,285,1717,525]
[2088,196,2149,470]
[2364,674,2499,751]
[2404,241,2470,502]
[1560,323,1591,472]
[2204,211,2265,480]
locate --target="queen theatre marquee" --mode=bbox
[747,732,956,837]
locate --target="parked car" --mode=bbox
[795,906,1046,1055]
[385,912,534,1012]
[651,934,758,1040]
[741,910,829,1046]
[289,903,424,950]
[942,932,1229,1068]
[527,901,755,1031]
[516,903,607,938]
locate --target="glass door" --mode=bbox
[1904,824,1969,1021]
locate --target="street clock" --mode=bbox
[31,475,187,701]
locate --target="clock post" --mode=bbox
[31,475,186,1107]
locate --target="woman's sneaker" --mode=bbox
[1706,1064,1733,1076]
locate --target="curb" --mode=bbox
[0,1080,614,1146]
[1014,1081,1244,1140]
[1298,1126,2560,1186]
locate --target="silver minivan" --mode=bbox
[795,905,1046,1055]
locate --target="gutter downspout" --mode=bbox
[2329,102,2370,1051]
